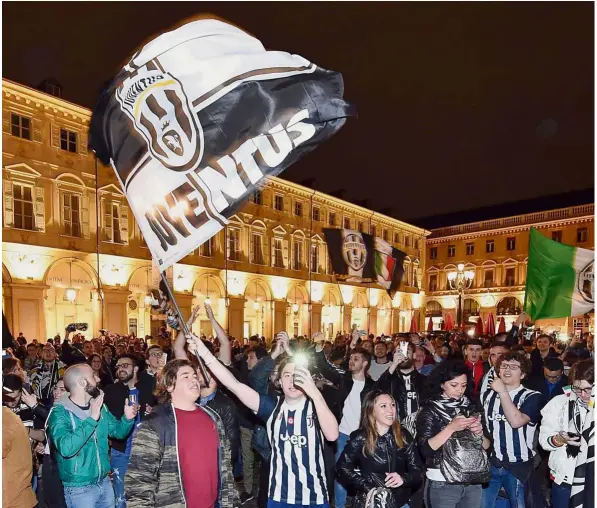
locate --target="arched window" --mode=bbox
[497,297,522,316]
[463,299,480,323]
[426,300,443,317]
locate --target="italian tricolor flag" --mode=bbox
[524,227,594,320]
[374,238,396,289]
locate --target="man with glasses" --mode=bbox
[138,345,165,413]
[527,357,568,411]
[481,351,541,508]
[104,355,148,508]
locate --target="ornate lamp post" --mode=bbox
[447,263,475,330]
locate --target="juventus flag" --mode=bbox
[89,18,355,271]
[323,229,406,297]
[569,386,595,508]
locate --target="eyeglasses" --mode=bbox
[116,363,134,370]
[499,364,521,371]
[572,385,593,396]
[149,352,163,358]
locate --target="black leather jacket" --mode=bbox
[336,428,423,508]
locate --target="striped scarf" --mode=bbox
[569,386,595,508]
[430,394,472,421]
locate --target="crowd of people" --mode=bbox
[2,307,594,508]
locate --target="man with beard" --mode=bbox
[104,355,151,508]
[375,343,425,423]
[367,341,392,381]
[47,364,138,508]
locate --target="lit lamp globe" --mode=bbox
[457,263,465,272]
[66,288,77,302]
[253,301,260,310]
[144,294,153,306]
[205,296,212,305]
[292,303,299,313]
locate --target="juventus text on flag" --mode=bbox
[89,18,356,272]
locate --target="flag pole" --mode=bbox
[94,157,105,329]
[159,271,211,383]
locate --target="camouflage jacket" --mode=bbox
[125,403,238,508]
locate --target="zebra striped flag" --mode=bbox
[569,386,595,508]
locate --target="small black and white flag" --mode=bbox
[323,229,406,297]
[89,18,355,271]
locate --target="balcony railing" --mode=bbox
[430,204,594,238]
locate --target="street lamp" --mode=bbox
[447,263,474,330]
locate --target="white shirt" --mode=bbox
[339,379,365,436]
[368,359,391,381]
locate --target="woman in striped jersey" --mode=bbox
[188,332,339,508]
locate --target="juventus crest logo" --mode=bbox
[116,61,204,173]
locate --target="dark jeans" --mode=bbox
[258,457,270,508]
[551,483,571,508]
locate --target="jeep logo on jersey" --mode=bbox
[578,260,594,303]
[116,65,203,172]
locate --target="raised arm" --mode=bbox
[188,335,260,413]
[205,303,231,366]
[173,306,202,360]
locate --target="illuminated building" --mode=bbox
[2,78,428,342]
[425,204,594,335]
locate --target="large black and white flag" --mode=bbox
[323,229,406,297]
[569,386,595,508]
[89,18,355,271]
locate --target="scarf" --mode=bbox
[430,394,472,422]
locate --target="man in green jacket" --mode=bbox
[47,363,138,508]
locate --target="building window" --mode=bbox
[312,207,320,222]
[552,231,562,243]
[273,238,285,268]
[328,212,336,226]
[448,245,455,257]
[429,274,438,292]
[251,233,264,264]
[228,229,241,261]
[11,113,31,140]
[383,229,389,242]
[506,237,516,251]
[505,267,516,286]
[292,240,303,270]
[484,270,494,288]
[577,227,588,243]
[343,217,350,229]
[274,195,284,211]
[60,129,78,153]
[486,240,495,253]
[63,193,81,237]
[405,235,410,247]
[12,183,35,230]
[200,238,213,257]
[294,201,303,217]
[310,244,319,273]
[394,232,400,244]
[414,238,419,250]
[248,190,262,205]
[429,247,437,260]
[466,243,474,256]
[358,221,364,233]
[104,202,124,243]
[371,225,377,237]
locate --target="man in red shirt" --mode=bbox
[126,360,237,508]
[464,339,489,400]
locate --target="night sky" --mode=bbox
[3,2,594,227]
